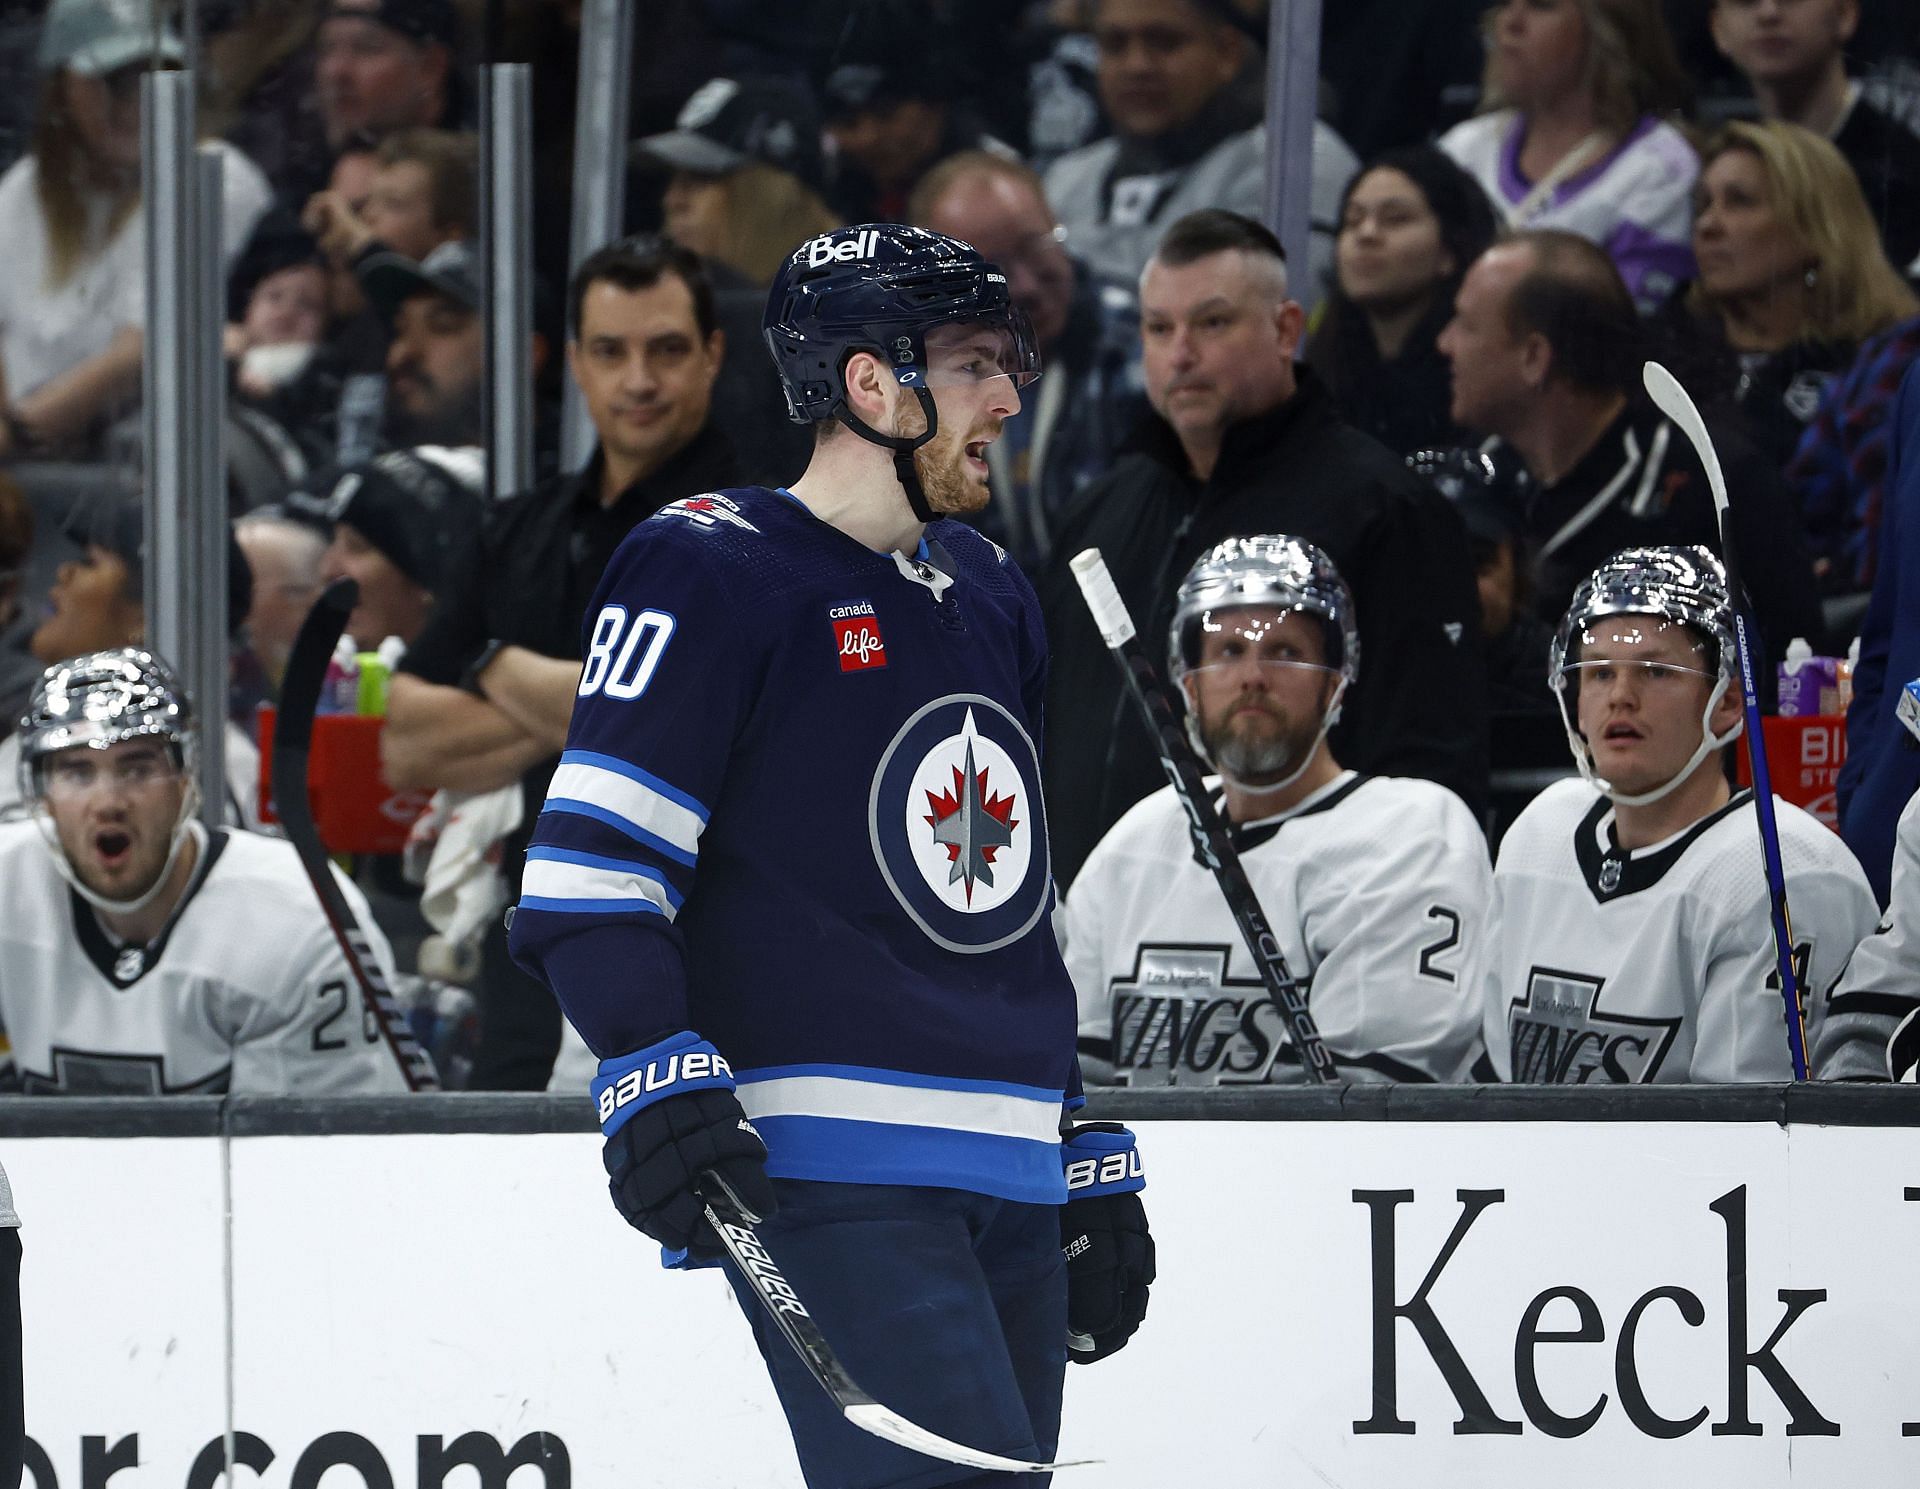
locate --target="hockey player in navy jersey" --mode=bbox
[509,224,1152,1486]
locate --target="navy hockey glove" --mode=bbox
[1060,1124,1153,1364]
[596,1032,776,1263]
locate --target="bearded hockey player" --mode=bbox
[1474,546,1877,1083]
[508,224,1151,1487]
[0,649,410,1095]
[1063,535,1488,1085]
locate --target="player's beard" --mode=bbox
[1203,698,1321,786]
[910,423,994,516]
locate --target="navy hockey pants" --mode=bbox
[721,1180,1066,1489]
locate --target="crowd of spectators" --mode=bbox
[0,0,1916,1096]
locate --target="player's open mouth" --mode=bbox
[1602,723,1643,742]
[94,828,132,866]
[964,440,989,475]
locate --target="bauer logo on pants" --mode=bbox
[868,694,1050,954]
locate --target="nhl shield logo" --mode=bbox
[869,694,1050,954]
[1598,856,1623,894]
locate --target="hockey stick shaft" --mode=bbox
[697,1174,1088,1474]
[1070,548,1338,1083]
[272,577,440,1091]
[1641,363,1811,1079]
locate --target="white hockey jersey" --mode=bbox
[1817,789,1920,1081]
[1477,778,1878,1083]
[0,821,409,1095]
[1062,772,1490,1084]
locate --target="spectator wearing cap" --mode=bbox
[1310,147,1501,461]
[287,444,482,651]
[0,0,270,460]
[358,239,485,450]
[821,0,1020,224]
[910,148,1147,570]
[637,75,832,487]
[382,236,739,1088]
[314,0,460,157]
[1044,0,1359,299]
[1709,0,1920,278]
[0,497,261,824]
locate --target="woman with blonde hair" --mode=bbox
[1673,119,1918,472]
[0,0,269,460]
[638,76,838,289]
[1440,0,1697,313]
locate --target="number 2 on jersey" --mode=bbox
[579,605,676,700]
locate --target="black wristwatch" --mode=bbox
[460,639,508,695]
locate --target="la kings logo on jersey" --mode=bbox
[1110,944,1296,1085]
[1508,968,1681,1083]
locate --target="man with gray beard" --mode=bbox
[1061,535,1489,1085]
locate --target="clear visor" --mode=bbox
[1557,618,1716,692]
[917,312,1042,391]
[36,741,183,803]
[1183,610,1338,679]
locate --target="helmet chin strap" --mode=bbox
[1567,676,1744,809]
[35,787,205,919]
[833,383,942,525]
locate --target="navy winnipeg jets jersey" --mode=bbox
[509,487,1079,1204]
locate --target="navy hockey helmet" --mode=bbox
[1549,545,1741,806]
[763,224,1040,427]
[762,224,1039,524]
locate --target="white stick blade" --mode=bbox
[1070,547,1137,647]
[1641,360,1730,521]
[842,1402,1100,1474]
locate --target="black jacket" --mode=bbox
[1038,368,1489,888]
[1510,397,1824,671]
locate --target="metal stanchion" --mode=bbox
[1263,0,1325,286]
[141,71,225,827]
[560,0,634,474]
[480,63,534,502]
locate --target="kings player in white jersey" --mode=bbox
[1063,535,1489,1085]
[1474,546,1878,1083]
[0,649,410,1096]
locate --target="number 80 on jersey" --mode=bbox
[578,605,677,701]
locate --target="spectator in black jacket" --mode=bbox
[382,236,739,1089]
[1438,229,1824,675]
[1040,209,1487,888]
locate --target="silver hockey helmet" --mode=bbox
[17,648,197,804]
[1168,534,1359,689]
[1167,535,1359,789]
[1549,545,1741,806]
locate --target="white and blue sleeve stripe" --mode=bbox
[520,844,686,920]
[542,750,708,866]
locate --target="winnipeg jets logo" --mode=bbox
[923,730,1020,903]
[660,494,758,532]
[869,696,1050,954]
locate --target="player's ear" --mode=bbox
[1709,681,1742,737]
[842,350,890,423]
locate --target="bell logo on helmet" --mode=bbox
[804,228,879,269]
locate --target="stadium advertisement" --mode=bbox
[6,1113,1917,1486]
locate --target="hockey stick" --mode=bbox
[272,577,440,1091]
[697,1173,1093,1474]
[1641,362,1811,1080]
[1070,548,1338,1083]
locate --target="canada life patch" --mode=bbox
[832,601,886,671]
[868,694,1051,954]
